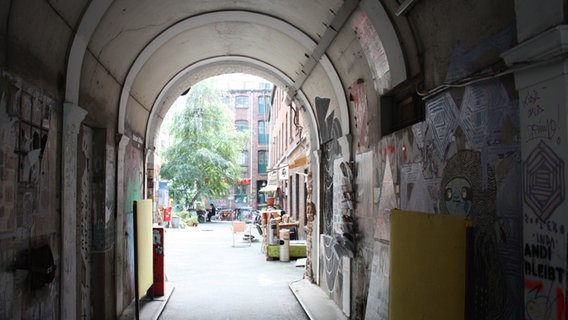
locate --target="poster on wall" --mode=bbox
[374,157,396,240]
[364,239,390,320]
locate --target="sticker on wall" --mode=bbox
[523,140,565,223]
[374,157,396,240]
[364,239,390,320]
[400,162,441,213]
[460,79,518,151]
[425,92,459,160]
[460,80,502,149]
[411,121,428,149]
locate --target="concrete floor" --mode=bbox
[158,221,309,320]
[119,221,347,320]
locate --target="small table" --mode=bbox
[276,222,300,238]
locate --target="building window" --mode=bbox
[234,184,248,204]
[258,150,268,174]
[235,95,249,108]
[258,121,268,144]
[221,96,229,106]
[235,120,248,131]
[260,82,271,90]
[238,150,248,166]
[258,96,270,115]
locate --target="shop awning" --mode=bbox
[289,155,308,169]
[237,178,250,185]
[259,185,278,193]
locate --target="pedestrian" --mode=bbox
[207,203,216,222]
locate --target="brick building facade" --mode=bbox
[215,76,272,210]
[268,86,309,239]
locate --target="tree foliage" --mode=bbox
[160,79,248,207]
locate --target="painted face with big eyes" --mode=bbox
[444,177,472,216]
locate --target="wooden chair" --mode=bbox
[231,221,251,247]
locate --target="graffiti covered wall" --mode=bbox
[347,48,525,318]
[0,75,60,319]
[79,126,93,319]
[344,22,525,319]
[355,77,522,319]
[520,80,567,319]
[316,95,354,314]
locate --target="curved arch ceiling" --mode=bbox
[67,0,406,151]
[122,10,323,141]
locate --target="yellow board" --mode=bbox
[135,199,154,298]
[389,209,469,320]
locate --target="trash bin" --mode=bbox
[171,216,180,228]
[279,229,290,262]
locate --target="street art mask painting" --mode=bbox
[444,177,472,216]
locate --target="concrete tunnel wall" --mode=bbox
[1,0,568,319]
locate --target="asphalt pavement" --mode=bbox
[158,221,309,320]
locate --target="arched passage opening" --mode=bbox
[151,73,313,318]
[61,1,407,318]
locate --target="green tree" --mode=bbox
[161,79,248,208]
